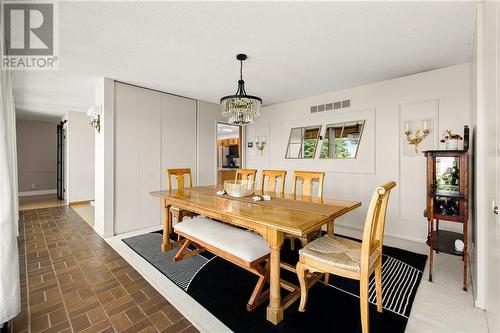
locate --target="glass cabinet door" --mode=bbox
[434,156,460,216]
[435,156,460,195]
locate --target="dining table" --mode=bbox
[150,185,361,325]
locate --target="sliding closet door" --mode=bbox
[114,83,161,234]
[161,94,197,189]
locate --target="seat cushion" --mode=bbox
[299,235,379,272]
[174,216,270,263]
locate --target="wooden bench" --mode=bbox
[173,216,270,311]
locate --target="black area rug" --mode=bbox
[123,232,427,333]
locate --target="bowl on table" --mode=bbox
[223,180,255,198]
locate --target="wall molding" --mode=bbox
[18,189,57,197]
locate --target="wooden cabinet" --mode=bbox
[424,150,469,291]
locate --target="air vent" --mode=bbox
[310,99,351,113]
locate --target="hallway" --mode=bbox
[14,207,197,333]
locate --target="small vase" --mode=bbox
[445,139,459,150]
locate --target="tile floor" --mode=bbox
[13,206,197,333]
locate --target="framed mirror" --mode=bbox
[320,120,365,159]
[285,125,322,159]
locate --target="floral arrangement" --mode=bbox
[440,130,463,143]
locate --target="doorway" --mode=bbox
[216,122,242,185]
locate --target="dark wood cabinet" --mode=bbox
[424,150,469,291]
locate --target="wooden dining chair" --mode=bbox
[260,170,287,195]
[235,169,258,182]
[167,168,193,191]
[166,168,197,223]
[292,171,325,199]
[296,181,396,333]
[287,171,325,250]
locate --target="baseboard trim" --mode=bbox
[18,189,57,197]
[334,223,427,244]
[69,200,93,206]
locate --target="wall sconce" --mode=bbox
[87,105,102,133]
[404,120,429,153]
[255,136,266,155]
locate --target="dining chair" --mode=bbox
[260,170,287,195]
[292,170,325,199]
[167,168,193,191]
[287,171,325,250]
[235,169,258,182]
[296,181,396,333]
[166,168,197,224]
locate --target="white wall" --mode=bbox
[469,2,483,308]
[197,101,225,186]
[61,111,95,203]
[246,63,471,243]
[94,78,115,238]
[471,0,500,321]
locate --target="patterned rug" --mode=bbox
[123,232,427,333]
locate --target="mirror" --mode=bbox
[320,120,365,159]
[285,125,322,159]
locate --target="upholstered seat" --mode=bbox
[299,235,379,273]
[174,216,269,263]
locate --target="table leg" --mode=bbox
[266,229,284,324]
[327,219,335,236]
[161,202,172,252]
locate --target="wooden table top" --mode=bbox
[150,186,361,236]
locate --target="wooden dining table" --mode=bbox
[150,185,361,325]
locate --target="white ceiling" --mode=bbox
[14,1,476,121]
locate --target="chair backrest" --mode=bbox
[292,171,325,199]
[260,170,287,194]
[360,181,396,272]
[167,168,192,190]
[235,169,257,182]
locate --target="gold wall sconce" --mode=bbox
[404,121,429,153]
[255,136,266,155]
[87,105,102,133]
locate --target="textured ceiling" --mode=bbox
[13,1,476,120]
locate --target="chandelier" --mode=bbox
[220,54,262,125]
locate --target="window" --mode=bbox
[320,120,365,159]
[285,125,322,159]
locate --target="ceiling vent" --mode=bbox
[310,99,351,114]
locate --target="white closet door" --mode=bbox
[114,83,161,234]
[161,94,197,189]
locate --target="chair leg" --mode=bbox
[360,275,370,333]
[324,272,330,285]
[296,262,308,312]
[375,261,383,313]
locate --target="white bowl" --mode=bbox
[223,180,255,198]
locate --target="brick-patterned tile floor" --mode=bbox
[13,206,198,333]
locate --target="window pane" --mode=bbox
[320,120,365,159]
[285,125,321,159]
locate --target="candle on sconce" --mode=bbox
[423,121,428,130]
[255,136,259,143]
[262,136,266,143]
[405,122,410,131]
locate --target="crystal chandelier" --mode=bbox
[220,54,262,125]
